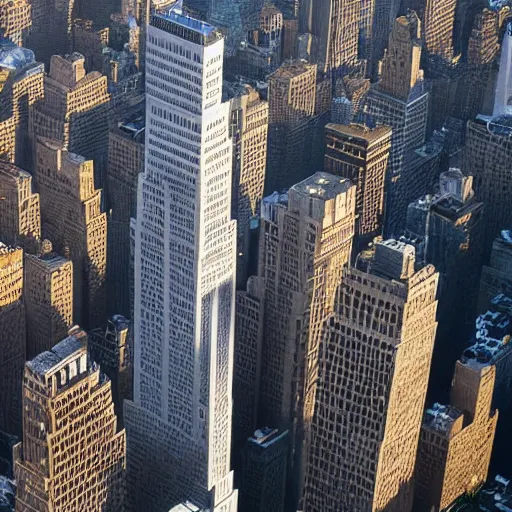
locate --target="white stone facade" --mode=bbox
[126,10,237,511]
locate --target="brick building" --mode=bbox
[258,173,356,432]
[0,40,44,169]
[34,138,107,330]
[0,162,40,247]
[31,54,110,187]
[0,245,25,436]
[324,123,391,251]
[24,241,73,359]
[415,362,497,511]
[266,61,316,192]
[14,329,126,511]
[301,239,439,511]
[229,85,268,286]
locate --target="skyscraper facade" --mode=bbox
[423,0,456,61]
[415,362,497,512]
[125,9,238,510]
[463,116,512,247]
[0,0,31,47]
[229,86,268,286]
[0,245,25,436]
[363,13,428,236]
[14,329,126,511]
[479,231,512,313]
[0,162,40,247]
[324,123,391,250]
[34,138,107,330]
[258,173,356,430]
[299,0,367,74]
[24,242,74,359]
[0,41,44,169]
[31,54,110,186]
[107,106,145,316]
[301,240,439,511]
[266,60,317,192]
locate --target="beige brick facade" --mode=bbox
[301,240,438,512]
[0,245,25,436]
[14,329,126,511]
[24,244,73,359]
[415,363,497,511]
[0,162,40,246]
[35,138,107,329]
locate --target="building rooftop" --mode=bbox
[476,114,512,137]
[423,403,462,433]
[325,123,392,143]
[500,229,512,246]
[0,162,32,181]
[111,314,129,332]
[0,39,36,72]
[168,502,208,512]
[290,172,353,201]
[27,331,86,376]
[371,239,416,281]
[462,295,512,366]
[0,476,15,511]
[152,8,222,45]
[270,60,315,80]
[248,427,288,449]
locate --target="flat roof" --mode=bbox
[290,172,353,201]
[326,122,392,143]
[27,331,86,376]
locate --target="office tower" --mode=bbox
[0,162,40,247]
[370,0,400,77]
[266,60,316,192]
[301,239,439,512]
[324,123,391,250]
[0,41,44,169]
[454,9,501,122]
[25,0,75,66]
[233,277,265,466]
[423,0,456,61]
[121,0,150,71]
[459,294,512,476]
[463,116,512,247]
[258,173,356,430]
[24,241,73,359]
[71,19,111,73]
[414,362,497,511]
[363,12,428,236]
[107,106,144,316]
[494,22,512,117]
[229,86,268,286]
[89,315,132,427]
[0,0,31,46]
[282,19,298,60]
[14,329,126,511]
[406,170,484,396]
[0,245,25,437]
[34,138,107,330]
[228,4,283,81]
[299,0,366,74]
[479,231,512,313]
[31,54,110,187]
[124,9,238,511]
[239,428,289,512]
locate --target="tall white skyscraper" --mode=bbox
[493,22,512,117]
[124,8,238,511]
